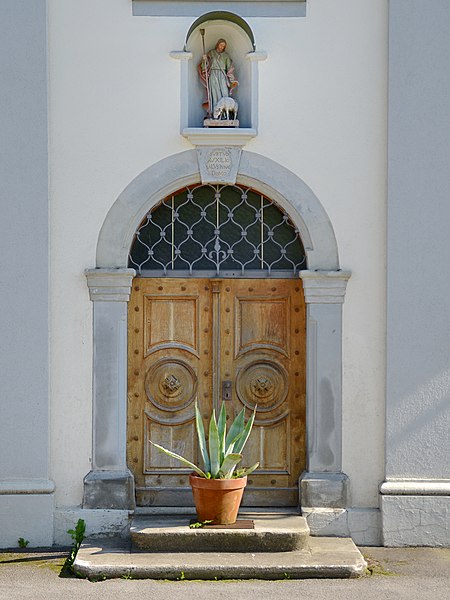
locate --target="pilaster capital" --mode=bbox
[85,268,136,302]
[300,270,351,304]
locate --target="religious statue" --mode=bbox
[198,34,239,125]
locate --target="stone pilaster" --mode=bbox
[299,270,351,509]
[83,269,136,510]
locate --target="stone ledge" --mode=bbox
[0,479,55,495]
[182,128,257,147]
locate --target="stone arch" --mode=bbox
[96,149,339,270]
[185,11,256,51]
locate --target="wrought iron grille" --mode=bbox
[128,184,306,277]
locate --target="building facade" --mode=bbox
[1,0,449,548]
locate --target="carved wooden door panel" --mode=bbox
[128,279,212,506]
[222,279,306,507]
[127,278,305,507]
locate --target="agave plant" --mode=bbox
[151,402,259,479]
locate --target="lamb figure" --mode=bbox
[213,96,238,121]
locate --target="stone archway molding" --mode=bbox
[84,150,351,512]
[96,150,339,271]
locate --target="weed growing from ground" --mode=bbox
[60,519,86,577]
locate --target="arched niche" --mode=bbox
[171,12,266,132]
[185,12,256,49]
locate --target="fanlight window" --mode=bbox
[128,184,306,277]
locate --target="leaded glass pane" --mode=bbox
[128,184,306,277]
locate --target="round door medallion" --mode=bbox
[145,358,197,412]
[236,360,288,412]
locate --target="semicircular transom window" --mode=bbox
[128,184,306,277]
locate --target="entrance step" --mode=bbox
[131,513,310,553]
[74,537,367,580]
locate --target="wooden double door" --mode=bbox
[127,278,306,507]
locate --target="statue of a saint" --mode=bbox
[198,38,238,118]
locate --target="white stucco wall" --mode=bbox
[48,0,387,515]
[381,0,450,547]
[0,0,54,548]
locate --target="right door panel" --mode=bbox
[221,279,306,507]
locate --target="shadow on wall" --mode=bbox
[387,367,450,476]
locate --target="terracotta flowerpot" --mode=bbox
[189,473,247,525]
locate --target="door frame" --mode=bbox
[83,150,351,513]
[127,277,307,508]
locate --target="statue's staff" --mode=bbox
[200,29,211,116]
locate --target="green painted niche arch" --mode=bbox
[185,11,256,51]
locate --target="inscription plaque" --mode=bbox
[197,146,241,184]
[206,148,232,179]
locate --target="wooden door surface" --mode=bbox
[127,278,306,507]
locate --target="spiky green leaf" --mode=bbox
[208,410,221,478]
[234,406,257,454]
[219,453,243,479]
[224,430,244,459]
[195,402,210,472]
[217,403,227,464]
[224,408,245,453]
[150,442,207,478]
[235,462,259,478]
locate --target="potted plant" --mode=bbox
[151,402,259,524]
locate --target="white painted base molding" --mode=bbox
[381,480,450,546]
[0,494,54,548]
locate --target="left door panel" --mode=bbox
[128,278,212,506]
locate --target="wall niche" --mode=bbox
[171,12,266,136]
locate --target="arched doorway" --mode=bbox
[127,183,307,506]
[83,150,350,514]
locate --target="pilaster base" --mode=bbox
[83,470,136,510]
[54,507,131,545]
[303,507,381,545]
[300,472,349,508]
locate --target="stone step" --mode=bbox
[74,537,367,580]
[130,513,310,553]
